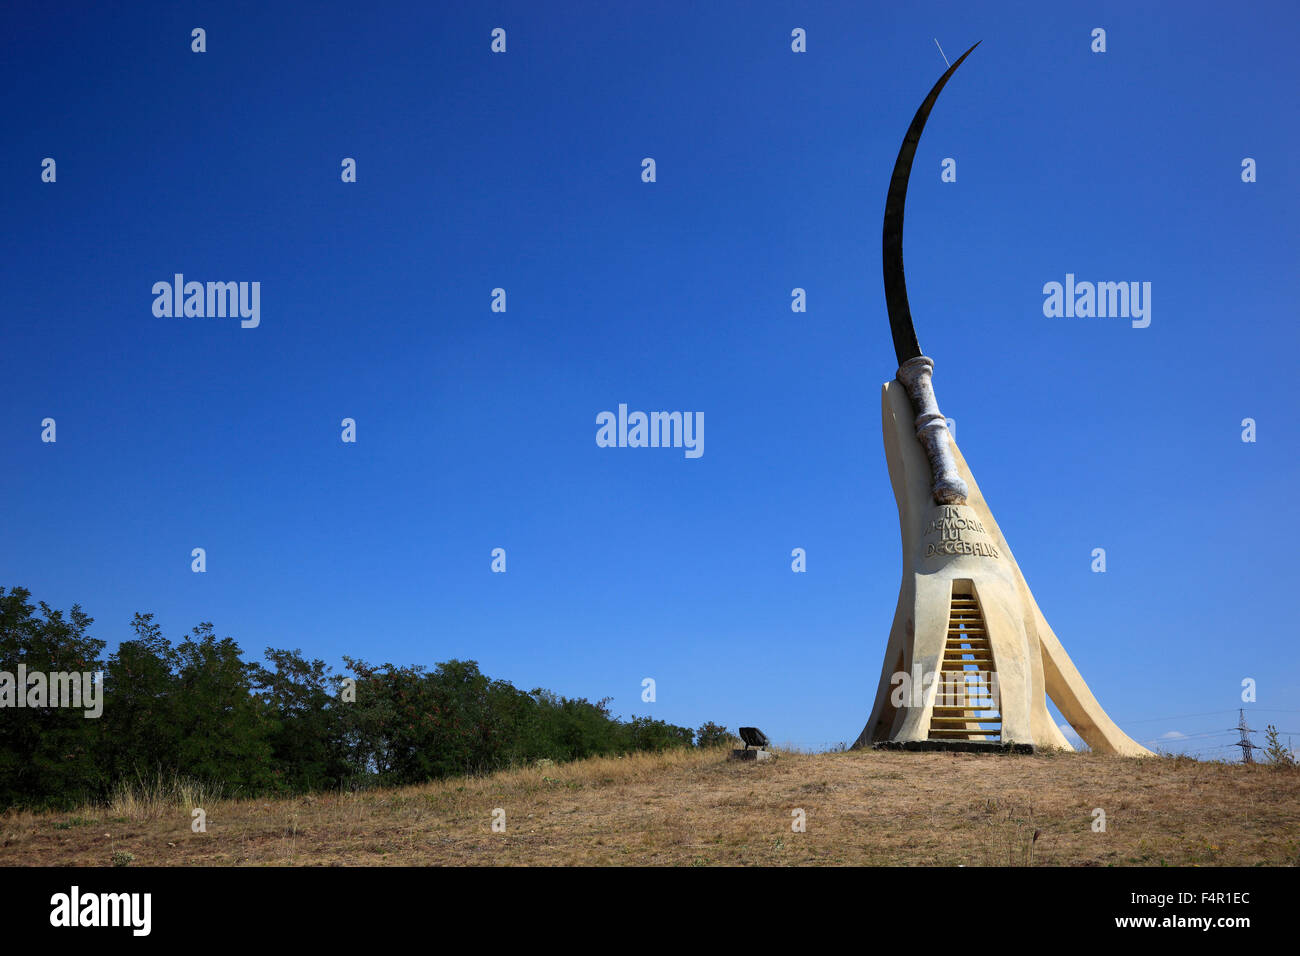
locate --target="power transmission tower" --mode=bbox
[1234,709,1259,764]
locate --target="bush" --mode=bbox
[1263,725,1296,767]
[695,722,735,748]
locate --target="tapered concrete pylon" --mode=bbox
[853,378,1152,756]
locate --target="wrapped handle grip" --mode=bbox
[897,356,968,505]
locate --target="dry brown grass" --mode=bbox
[2,747,1297,866]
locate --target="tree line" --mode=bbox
[0,586,732,810]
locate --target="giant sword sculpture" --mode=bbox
[854,43,1150,755]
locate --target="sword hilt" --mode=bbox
[896,356,968,505]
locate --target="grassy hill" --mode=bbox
[3,747,1298,866]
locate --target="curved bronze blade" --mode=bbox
[882,41,980,366]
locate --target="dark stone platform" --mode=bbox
[871,739,1035,755]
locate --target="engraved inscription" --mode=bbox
[923,505,999,559]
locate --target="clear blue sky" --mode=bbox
[3,1,1297,756]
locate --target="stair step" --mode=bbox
[930,727,999,734]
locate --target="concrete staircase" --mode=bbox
[928,591,1001,742]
